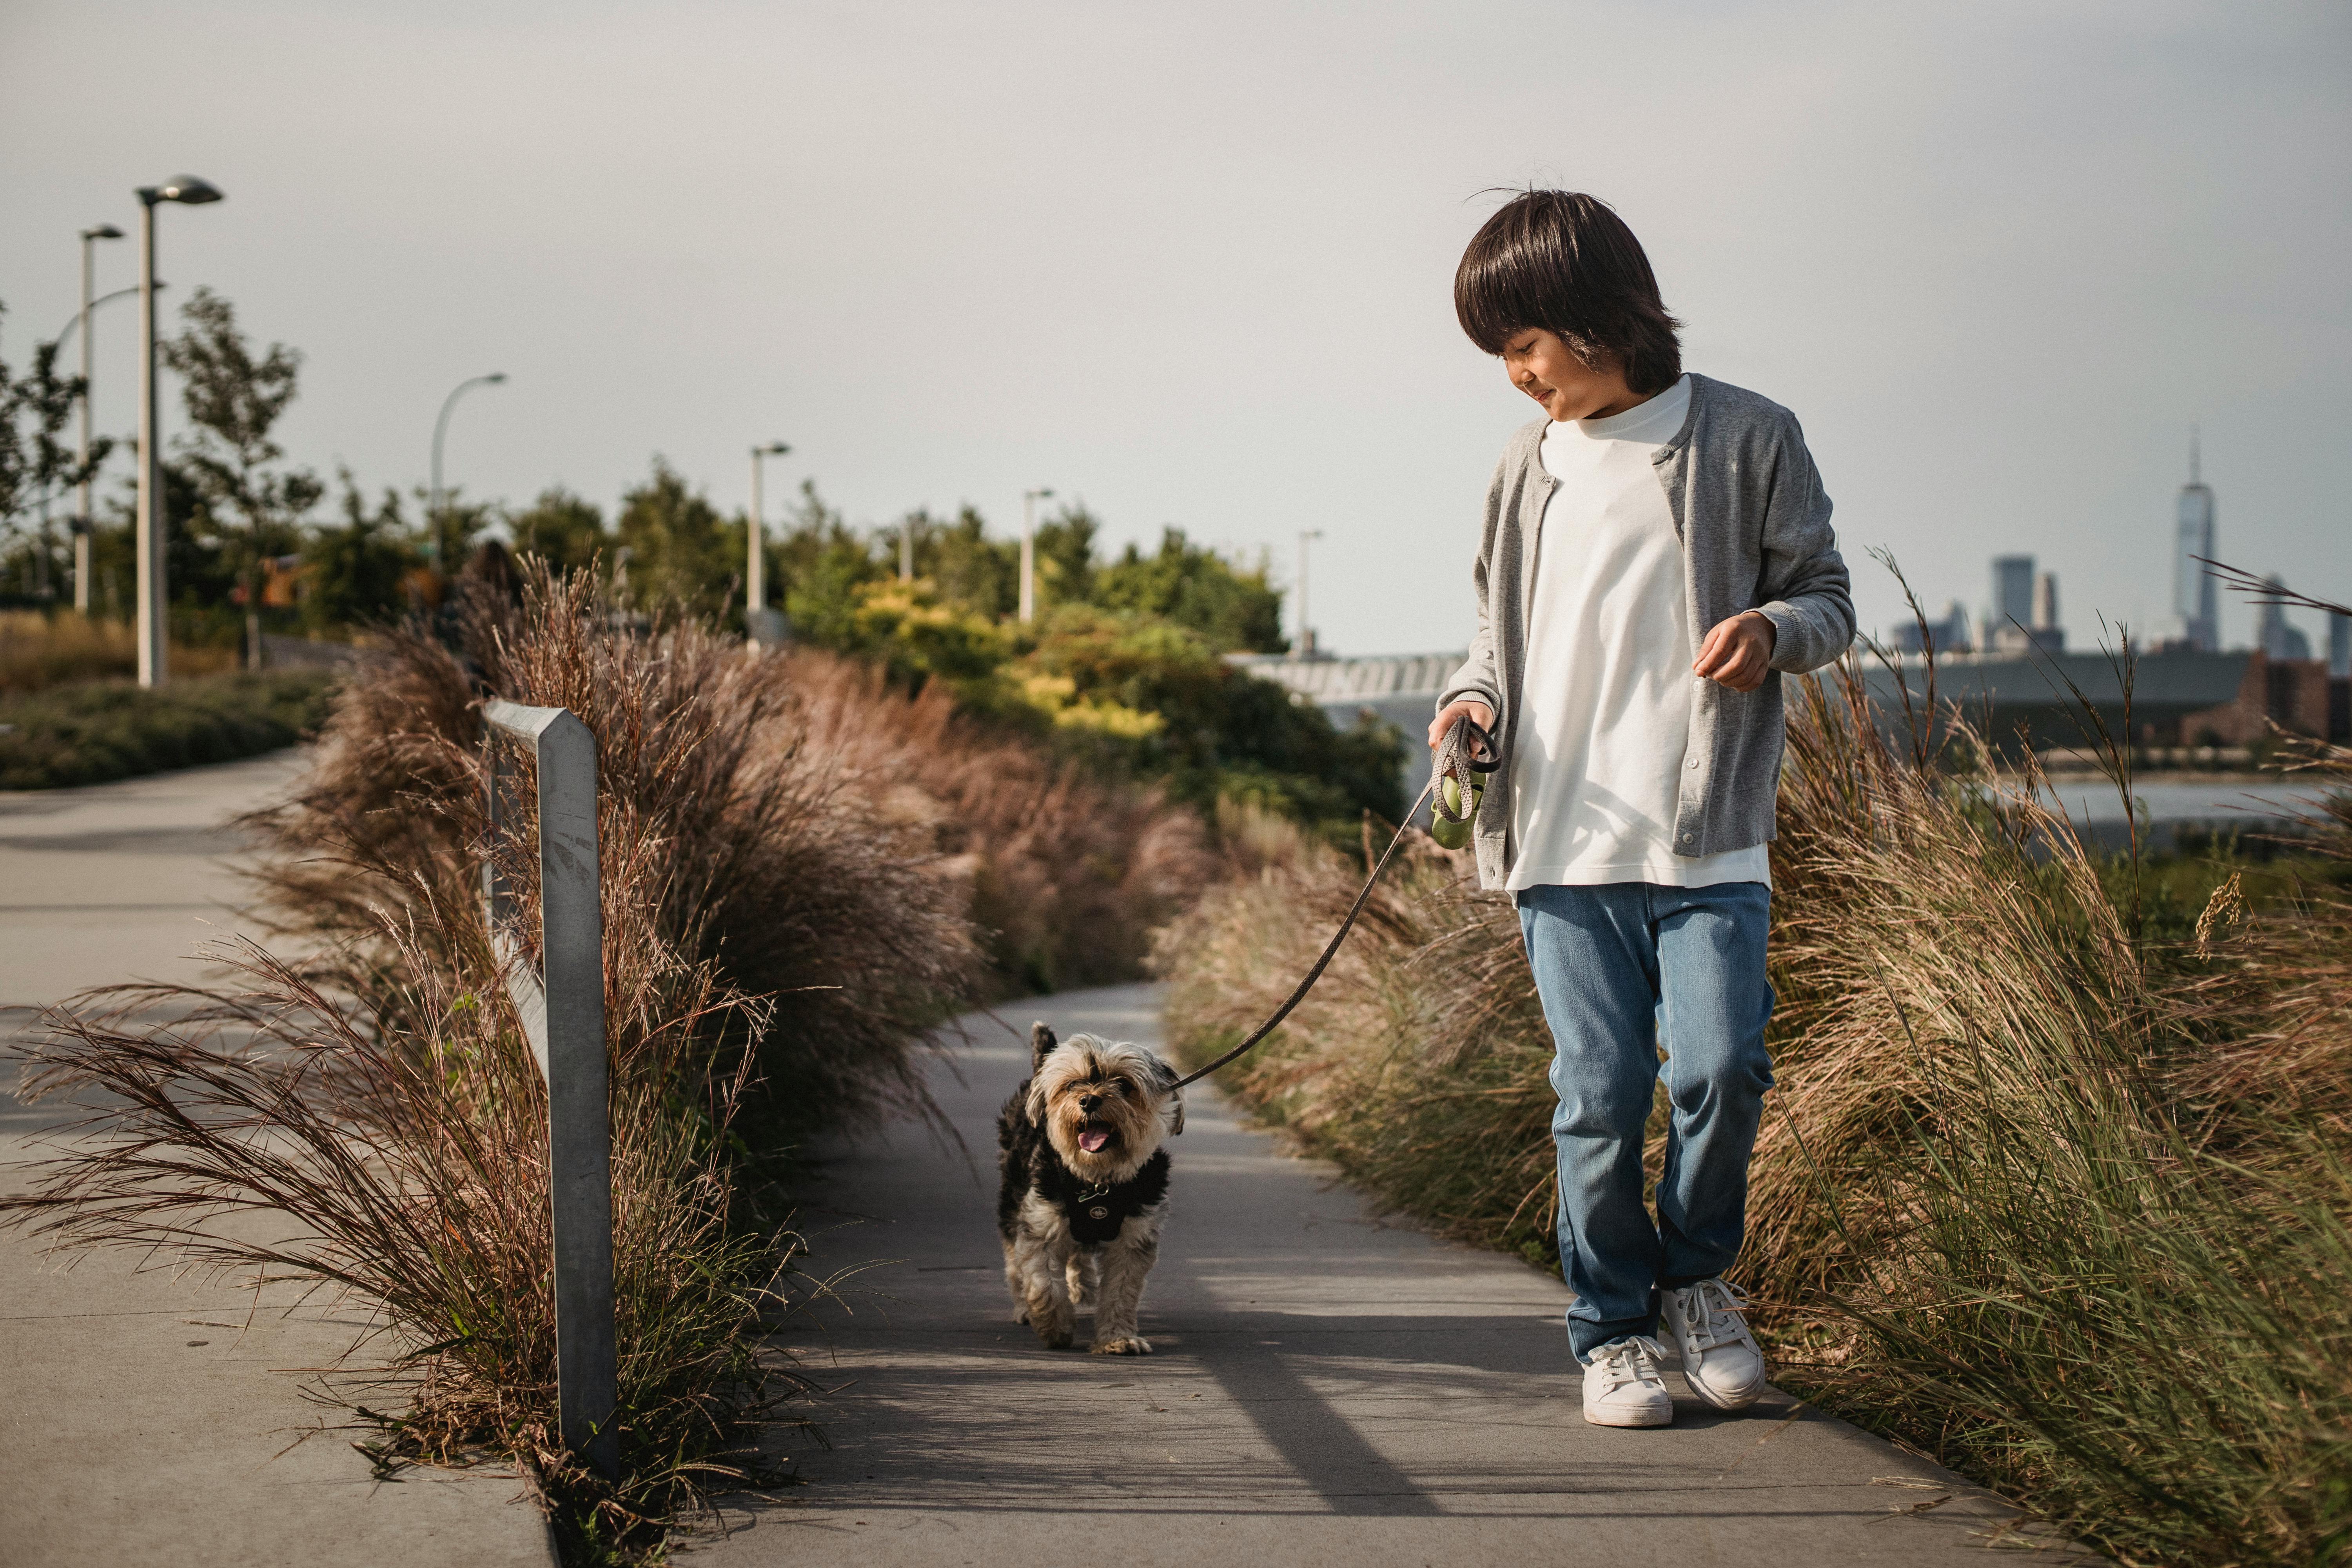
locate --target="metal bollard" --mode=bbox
[482,698,619,1481]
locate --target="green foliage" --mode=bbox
[765,490,1387,831]
[0,668,335,788]
[614,459,737,620]
[809,576,1014,694]
[1019,603,1400,823]
[1096,526,1287,654]
[302,473,417,632]
[0,300,113,605]
[776,484,889,642]
[510,486,612,579]
[160,289,323,627]
[785,573,1401,831]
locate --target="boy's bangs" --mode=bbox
[1454,206,1576,356]
[1453,189,1684,392]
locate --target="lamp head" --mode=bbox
[485,372,508,384]
[756,441,791,456]
[83,224,125,241]
[140,176,225,206]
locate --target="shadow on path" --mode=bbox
[689,985,2037,1565]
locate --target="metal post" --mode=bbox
[134,194,164,687]
[748,449,765,615]
[74,229,116,615]
[1296,528,1324,659]
[481,699,618,1480]
[430,373,507,577]
[1020,486,1053,624]
[745,442,789,645]
[129,176,218,682]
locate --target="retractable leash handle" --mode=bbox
[1428,711,1499,851]
[1165,712,1496,1106]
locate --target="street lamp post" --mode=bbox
[430,372,508,577]
[1296,529,1325,658]
[135,176,222,688]
[74,225,124,614]
[54,281,154,612]
[1019,486,1054,624]
[747,441,790,644]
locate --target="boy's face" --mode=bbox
[1501,328,1641,421]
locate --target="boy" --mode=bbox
[1430,191,1853,1428]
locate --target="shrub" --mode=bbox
[241,570,985,1136]
[789,578,1403,833]
[0,666,332,788]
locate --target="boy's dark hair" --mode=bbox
[1454,191,1684,394]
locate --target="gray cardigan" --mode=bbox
[1437,373,1855,891]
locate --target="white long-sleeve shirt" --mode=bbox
[1505,375,1771,891]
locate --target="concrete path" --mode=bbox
[0,753,557,1568]
[693,985,2031,1566]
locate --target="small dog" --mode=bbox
[996,1023,1183,1354]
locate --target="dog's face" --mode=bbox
[1028,1034,1181,1182]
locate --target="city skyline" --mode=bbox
[1884,436,2339,659]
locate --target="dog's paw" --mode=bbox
[1089,1334,1152,1356]
[1031,1321,1075,1350]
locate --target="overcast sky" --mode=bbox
[4,0,2346,656]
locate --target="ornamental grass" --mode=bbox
[4,563,1209,1560]
[1154,647,2352,1566]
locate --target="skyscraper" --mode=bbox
[1988,554,2036,650]
[2256,577,2313,661]
[2031,570,2064,652]
[2174,430,2218,650]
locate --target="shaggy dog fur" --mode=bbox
[996,1023,1182,1353]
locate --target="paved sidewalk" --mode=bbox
[692,985,2031,1566]
[0,753,557,1568]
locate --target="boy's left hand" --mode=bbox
[1694,611,1777,692]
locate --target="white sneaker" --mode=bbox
[1581,1335,1673,1427]
[1661,1278,1767,1410]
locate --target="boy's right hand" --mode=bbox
[1428,699,1495,750]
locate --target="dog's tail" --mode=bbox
[1031,1022,1058,1072]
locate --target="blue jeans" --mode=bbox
[1515,881,1774,1361]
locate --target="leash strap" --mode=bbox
[1167,714,1495,1093]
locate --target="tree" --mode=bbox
[160,288,323,663]
[1032,503,1100,608]
[613,457,733,620]
[1096,527,1287,653]
[775,483,885,643]
[0,301,112,603]
[922,505,1017,617]
[511,486,612,579]
[302,471,417,632]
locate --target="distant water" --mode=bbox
[2035,778,2333,825]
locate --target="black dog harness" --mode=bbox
[1038,1149,1170,1245]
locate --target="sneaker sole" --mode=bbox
[1583,1404,1673,1428]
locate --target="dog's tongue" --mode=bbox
[1079,1129,1109,1154]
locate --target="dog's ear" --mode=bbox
[1031,1022,1058,1071]
[1149,1054,1186,1136]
